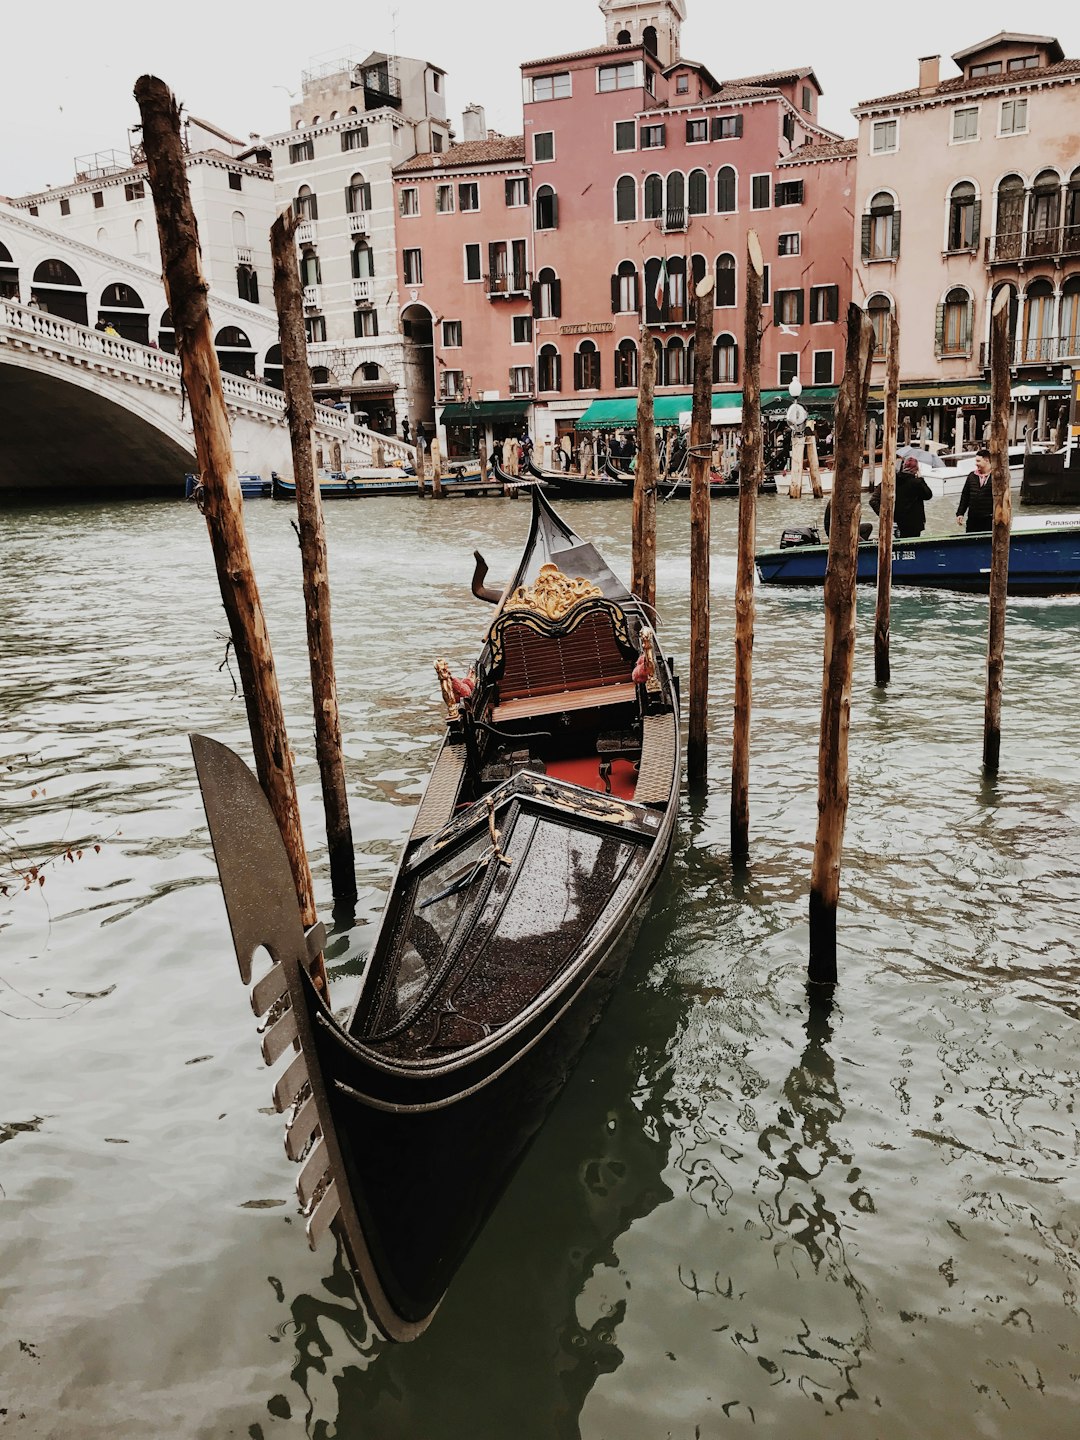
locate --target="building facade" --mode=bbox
[853,31,1080,444]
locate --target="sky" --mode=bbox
[3,0,1078,197]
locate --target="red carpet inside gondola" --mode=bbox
[544,755,637,800]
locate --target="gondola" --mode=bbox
[602,457,777,497]
[499,453,632,499]
[191,488,681,1342]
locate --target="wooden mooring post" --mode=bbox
[632,322,658,609]
[135,75,326,989]
[415,434,427,497]
[731,233,763,857]
[686,272,715,787]
[430,437,445,498]
[873,306,901,688]
[809,305,874,986]
[983,289,1013,775]
[270,211,356,906]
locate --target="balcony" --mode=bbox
[303,284,322,309]
[235,245,253,266]
[295,218,317,245]
[978,334,1080,367]
[352,277,374,303]
[986,227,1080,264]
[485,271,530,298]
[348,210,369,236]
[662,206,687,234]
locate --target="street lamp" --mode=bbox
[463,373,477,467]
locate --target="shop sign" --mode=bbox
[559,322,615,335]
[897,393,983,409]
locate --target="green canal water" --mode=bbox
[2,490,1079,1439]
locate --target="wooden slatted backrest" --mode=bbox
[489,601,636,701]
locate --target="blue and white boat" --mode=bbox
[755,514,1080,596]
[185,472,272,500]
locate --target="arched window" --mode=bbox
[34,258,81,287]
[574,339,601,390]
[346,173,371,213]
[1065,167,1080,253]
[666,172,685,228]
[231,210,248,247]
[653,336,665,385]
[617,28,631,44]
[535,267,560,319]
[1022,278,1055,362]
[613,259,638,314]
[665,256,687,322]
[300,251,321,287]
[688,169,708,216]
[0,240,17,299]
[215,325,256,377]
[643,25,658,55]
[713,333,738,384]
[664,336,686,386]
[538,343,562,392]
[263,343,283,387]
[352,241,374,278]
[535,184,558,230]
[991,281,1019,351]
[717,166,736,214]
[310,366,331,386]
[946,181,979,252]
[1061,274,1080,351]
[1028,169,1061,256]
[616,175,637,223]
[715,252,736,308]
[100,282,144,309]
[688,254,708,319]
[295,184,318,221]
[863,192,899,261]
[158,308,176,354]
[96,227,109,247]
[216,326,252,348]
[615,337,638,388]
[994,174,1025,259]
[644,174,663,220]
[644,257,667,323]
[133,218,147,256]
[867,293,892,356]
[32,258,87,325]
[937,288,971,357]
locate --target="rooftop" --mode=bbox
[951,31,1064,64]
[778,137,857,165]
[858,56,1080,108]
[394,136,526,174]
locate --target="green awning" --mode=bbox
[440,400,529,422]
[576,392,743,430]
[761,386,839,413]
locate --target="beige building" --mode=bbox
[853,32,1080,444]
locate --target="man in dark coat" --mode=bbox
[869,455,933,537]
[956,449,994,532]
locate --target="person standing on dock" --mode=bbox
[956,449,994,533]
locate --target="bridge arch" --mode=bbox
[32,257,88,325]
[215,324,256,377]
[98,281,150,344]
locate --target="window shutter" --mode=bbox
[735,115,743,138]
[686,119,696,143]
[710,117,721,141]
[657,123,666,146]
[611,273,621,313]
[554,354,562,392]
[774,292,783,325]
[971,199,982,247]
[796,290,805,325]
[861,215,872,262]
[828,284,839,322]
[531,281,541,318]
[934,302,945,357]
[488,242,499,280]
[551,278,562,317]
[550,193,559,229]
[891,210,902,259]
[505,179,513,205]
[573,351,583,390]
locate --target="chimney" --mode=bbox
[461,104,486,142]
[918,55,940,93]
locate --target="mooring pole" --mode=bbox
[806,427,823,500]
[686,272,715,787]
[809,305,874,986]
[270,212,357,906]
[731,233,763,858]
[632,322,658,609]
[873,306,901,688]
[430,436,445,498]
[983,289,1013,775]
[135,75,325,989]
[415,434,427,497]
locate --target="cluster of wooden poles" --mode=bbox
[136,75,1016,996]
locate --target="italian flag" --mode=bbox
[654,257,668,310]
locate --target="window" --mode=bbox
[295,186,318,220]
[435,184,454,214]
[403,248,423,285]
[300,251,321,287]
[464,243,481,281]
[616,175,637,222]
[863,191,900,260]
[813,350,834,384]
[509,365,534,396]
[778,232,800,256]
[441,369,464,400]
[762,264,770,304]
[341,128,368,151]
[1007,55,1039,71]
[59,198,70,216]
[717,166,736,213]
[751,174,771,209]
[228,173,242,192]
[599,62,637,91]
[779,352,799,385]
[512,315,533,344]
[775,180,803,206]
[644,174,663,219]
[615,338,638,388]
[534,131,554,161]
[399,187,419,216]
[952,106,979,143]
[686,119,708,144]
[351,241,374,278]
[236,265,259,304]
[782,113,796,144]
[688,169,708,216]
[535,185,558,230]
[125,181,145,202]
[867,294,891,355]
[663,337,686,386]
[346,175,372,212]
[1028,169,1061,256]
[305,315,326,343]
[353,309,378,337]
[458,182,479,211]
[615,120,636,152]
[432,132,444,153]
[92,192,103,209]
[774,289,804,326]
[715,253,736,307]
[290,139,314,164]
[970,62,1001,77]
[713,334,738,384]
[999,98,1028,135]
[505,177,529,207]
[938,287,972,356]
[530,71,571,101]
[538,344,562,392]
[533,267,561,319]
[613,260,638,313]
[802,86,814,112]
[871,119,898,154]
[665,172,685,230]
[994,174,1025,256]
[947,181,980,251]
[442,320,462,347]
[810,284,839,323]
[712,115,743,140]
[487,239,529,294]
[640,124,666,149]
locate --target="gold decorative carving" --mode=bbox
[506,564,603,621]
[434,657,459,719]
[639,627,662,694]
